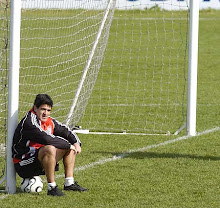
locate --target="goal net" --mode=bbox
[18,0,189,136]
[81,1,189,135]
[19,0,116,129]
[0,0,192,192]
[1,0,191,187]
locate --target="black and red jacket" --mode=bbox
[12,108,81,164]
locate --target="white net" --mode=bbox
[80,1,189,134]
[19,0,116,127]
[18,0,189,135]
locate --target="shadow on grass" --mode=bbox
[93,151,220,161]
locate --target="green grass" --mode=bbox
[1,132,220,208]
[0,8,220,208]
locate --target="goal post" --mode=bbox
[6,0,21,194]
[2,0,200,193]
[186,0,199,136]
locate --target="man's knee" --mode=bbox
[38,145,56,160]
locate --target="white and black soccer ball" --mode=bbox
[20,176,43,193]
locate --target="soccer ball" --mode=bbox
[20,176,43,193]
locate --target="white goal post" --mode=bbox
[6,0,21,194]
[3,0,199,194]
[186,0,199,136]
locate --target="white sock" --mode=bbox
[64,177,74,187]
[48,181,56,190]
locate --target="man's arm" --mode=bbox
[53,118,81,146]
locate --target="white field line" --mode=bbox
[0,126,219,199]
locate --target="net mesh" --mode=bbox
[19,0,189,135]
[19,0,116,128]
[80,1,189,134]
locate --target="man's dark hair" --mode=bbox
[34,94,53,108]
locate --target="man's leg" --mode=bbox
[38,145,87,193]
[60,148,88,192]
[62,148,76,178]
[38,145,76,181]
[38,145,67,196]
[38,145,57,183]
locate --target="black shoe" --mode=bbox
[47,186,65,196]
[64,181,88,192]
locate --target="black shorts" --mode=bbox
[14,149,45,178]
[14,148,60,179]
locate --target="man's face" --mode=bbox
[34,104,52,122]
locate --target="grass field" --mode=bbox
[0,8,220,208]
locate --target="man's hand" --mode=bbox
[70,143,81,154]
[70,145,77,154]
[74,142,81,154]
